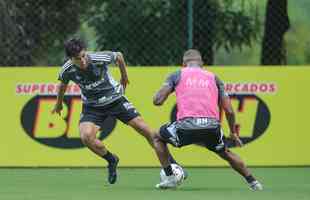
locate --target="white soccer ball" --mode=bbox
[160,164,185,184]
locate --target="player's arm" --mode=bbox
[216,76,243,147]
[221,96,236,134]
[52,67,70,115]
[153,85,173,106]
[221,97,242,147]
[115,52,129,90]
[52,82,67,115]
[153,71,180,106]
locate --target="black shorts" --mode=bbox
[80,96,140,129]
[159,119,226,153]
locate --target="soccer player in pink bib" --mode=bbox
[153,49,263,191]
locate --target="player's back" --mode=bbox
[175,67,219,120]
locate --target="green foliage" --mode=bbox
[305,43,310,64]
[86,0,260,65]
[1,0,309,66]
[87,0,186,65]
[214,0,260,52]
[0,0,92,66]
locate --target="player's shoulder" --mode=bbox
[165,70,181,87]
[213,73,223,82]
[60,59,74,74]
[203,68,218,79]
[170,69,181,76]
[170,69,182,80]
[88,51,117,62]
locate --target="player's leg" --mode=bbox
[153,133,171,170]
[79,106,119,184]
[112,97,180,165]
[79,122,107,156]
[152,132,179,189]
[126,116,178,188]
[127,116,154,147]
[217,148,251,177]
[201,128,263,191]
[217,149,262,191]
[152,122,192,189]
[79,121,119,184]
[127,116,181,166]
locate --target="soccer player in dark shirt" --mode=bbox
[52,38,179,184]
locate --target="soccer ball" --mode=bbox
[160,164,185,184]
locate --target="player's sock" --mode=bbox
[102,152,119,184]
[102,151,116,163]
[164,165,173,176]
[245,175,256,183]
[245,175,263,191]
[168,155,189,180]
[168,154,178,164]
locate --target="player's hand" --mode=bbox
[230,133,243,147]
[51,104,63,116]
[120,76,129,91]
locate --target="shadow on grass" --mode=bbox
[131,185,243,192]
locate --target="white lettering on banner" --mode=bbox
[15,82,278,95]
[224,82,277,94]
[15,83,81,95]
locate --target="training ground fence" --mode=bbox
[1,0,304,66]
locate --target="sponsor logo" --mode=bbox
[18,82,273,149]
[16,83,81,95]
[20,95,116,149]
[84,79,105,90]
[225,82,277,94]
[122,102,135,110]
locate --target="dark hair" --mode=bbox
[64,38,86,58]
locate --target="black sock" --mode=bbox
[168,154,178,164]
[164,165,173,176]
[245,175,256,183]
[102,151,116,163]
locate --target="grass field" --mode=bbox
[2,168,309,200]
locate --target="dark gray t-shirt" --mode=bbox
[58,51,123,107]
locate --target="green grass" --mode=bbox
[2,168,310,200]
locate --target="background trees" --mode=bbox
[2,0,307,66]
[0,0,92,65]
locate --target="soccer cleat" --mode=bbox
[156,175,178,189]
[107,155,119,184]
[249,180,263,191]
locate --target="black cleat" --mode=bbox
[107,155,119,184]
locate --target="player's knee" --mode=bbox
[129,117,150,134]
[152,134,165,150]
[153,134,160,145]
[217,148,231,161]
[80,132,91,145]
[80,127,95,144]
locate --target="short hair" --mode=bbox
[183,49,203,65]
[64,38,86,58]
